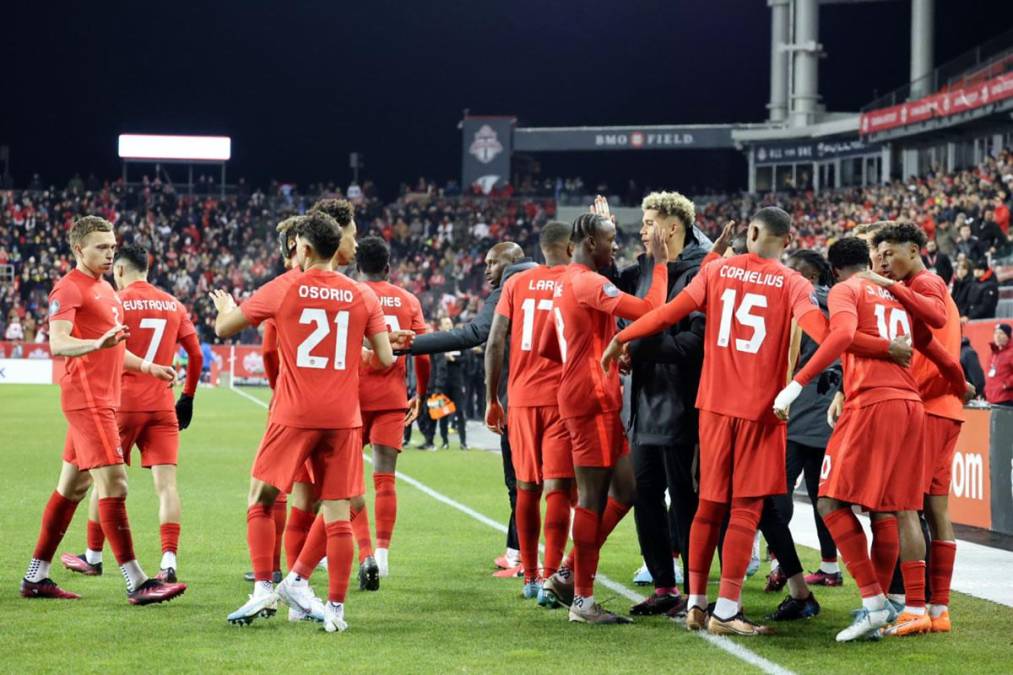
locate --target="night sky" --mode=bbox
[4,1,1012,196]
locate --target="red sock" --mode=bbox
[516,488,543,582]
[325,520,354,603]
[900,560,926,609]
[717,497,762,602]
[350,504,373,562]
[284,507,316,571]
[97,497,136,565]
[870,517,899,595]
[32,491,80,562]
[571,507,600,598]
[596,497,630,548]
[823,508,881,598]
[929,540,956,606]
[160,522,180,554]
[87,519,105,552]
[373,473,397,548]
[542,489,571,577]
[688,499,728,597]
[246,504,275,582]
[271,494,287,572]
[292,515,326,579]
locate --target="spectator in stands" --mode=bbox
[955,222,986,263]
[967,259,1000,320]
[952,258,974,319]
[961,336,987,397]
[923,239,953,284]
[4,313,23,340]
[977,210,1007,254]
[995,192,1010,236]
[985,323,1013,407]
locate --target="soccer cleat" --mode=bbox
[707,612,773,636]
[630,592,684,616]
[685,605,709,631]
[492,564,523,578]
[835,606,892,642]
[632,563,653,586]
[358,556,380,591]
[276,577,326,622]
[227,585,277,625]
[540,570,574,608]
[20,578,81,599]
[243,570,282,584]
[323,601,348,633]
[767,593,821,621]
[415,442,435,451]
[156,567,177,583]
[375,548,389,578]
[887,597,905,616]
[568,597,633,625]
[665,595,689,620]
[128,579,187,606]
[522,579,542,600]
[439,442,450,450]
[804,569,843,587]
[882,611,932,637]
[746,533,761,577]
[930,610,951,633]
[494,551,519,570]
[60,553,102,576]
[764,567,787,593]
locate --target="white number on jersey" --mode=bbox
[138,317,167,363]
[519,297,554,351]
[296,308,350,370]
[716,289,768,354]
[873,304,911,340]
[553,307,568,362]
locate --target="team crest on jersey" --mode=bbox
[49,299,60,315]
[602,283,620,298]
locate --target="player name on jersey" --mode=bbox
[122,299,179,312]
[718,265,786,288]
[378,295,402,307]
[298,285,355,302]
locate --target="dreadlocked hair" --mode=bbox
[787,249,834,287]
[571,213,609,245]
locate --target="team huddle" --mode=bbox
[21,192,971,641]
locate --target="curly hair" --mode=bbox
[276,215,304,259]
[69,215,113,248]
[356,236,390,275]
[787,249,833,287]
[872,222,928,249]
[309,198,354,227]
[641,191,696,227]
[295,211,341,260]
[115,243,149,273]
[828,236,871,271]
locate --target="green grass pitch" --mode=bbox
[2,384,1012,673]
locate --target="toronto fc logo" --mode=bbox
[469,125,504,164]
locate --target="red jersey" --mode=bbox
[496,265,567,408]
[829,276,920,409]
[48,268,125,411]
[551,264,631,418]
[358,280,427,411]
[906,272,963,421]
[261,269,302,390]
[685,253,818,421]
[118,281,196,412]
[240,268,387,429]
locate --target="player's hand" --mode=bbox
[208,289,238,314]
[590,194,616,225]
[856,269,895,288]
[826,391,844,428]
[404,396,422,426]
[960,381,976,403]
[711,220,739,257]
[617,346,632,375]
[772,380,803,421]
[886,334,913,367]
[485,399,505,435]
[94,324,129,351]
[175,394,194,430]
[600,336,625,374]
[143,362,176,382]
[646,217,668,262]
[389,329,415,351]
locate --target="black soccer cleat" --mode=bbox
[766,592,821,621]
[630,592,686,616]
[359,556,380,591]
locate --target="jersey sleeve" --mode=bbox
[176,303,197,342]
[826,283,859,320]
[575,271,624,314]
[240,277,287,327]
[409,296,428,335]
[361,286,387,337]
[682,261,711,307]
[495,276,516,320]
[48,281,83,323]
[788,273,819,321]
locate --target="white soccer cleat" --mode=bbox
[835,606,892,642]
[227,583,277,625]
[276,576,322,617]
[375,548,389,578]
[317,557,328,571]
[323,601,348,633]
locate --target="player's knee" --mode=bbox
[815,497,836,518]
[350,494,366,511]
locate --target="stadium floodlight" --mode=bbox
[117,134,231,162]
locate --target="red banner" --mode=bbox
[860,71,1013,135]
[949,408,991,530]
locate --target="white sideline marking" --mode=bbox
[230,385,794,675]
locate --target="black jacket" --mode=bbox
[922,251,953,285]
[432,351,465,395]
[617,230,711,447]
[961,337,986,396]
[787,285,840,448]
[952,276,974,317]
[966,271,999,319]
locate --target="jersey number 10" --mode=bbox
[297,308,350,370]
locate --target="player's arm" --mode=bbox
[627,312,705,365]
[49,319,127,357]
[601,282,703,373]
[409,285,501,355]
[175,332,203,429]
[262,323,280,390]
[910,320,973,400]
[362,292,395,369]
[122,349,175,381]
[858,270,946,329]
[484,312,510,434]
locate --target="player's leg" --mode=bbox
[270,492,288,580]
[150,465,181,580]
[630,442,679,615]
[764,440,805,586]
[507,407,544,594]
[319,498,353,632]
[923,415,961,632]
[350,492,378,591]
[801,445,840,585]
[869,512,900,603]
[758,499,820,621]
[284,480,318,572]
[372,444,399,577]
[494,431,521,573]
[708,495,767,633]
[22,459,91,598]
[668,441,698,596]
[568,464,612,620]
[60,487,104,576]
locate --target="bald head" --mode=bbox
[484,242,524,288]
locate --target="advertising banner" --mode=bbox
[461,117,514,194]
[989,406,1013,536]
[950,408,992,530]
[752,138,879,166]
[513,125,735,152]
[0,358,53,384]
[0,341,51,359]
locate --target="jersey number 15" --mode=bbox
[716,289,767,354]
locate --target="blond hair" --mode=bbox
[641,191,696,228]
[69,215,113,248]
[851,221,891,238]
[309,198,354,227]
[276,215,303,234]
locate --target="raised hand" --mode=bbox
[591,194,616,224]
[711,220,740,257]
[94,324,129,350]
[208,289,238,314]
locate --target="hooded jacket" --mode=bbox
[966,270,999,320]
[786,285,841,447]
[985,338,1013,405]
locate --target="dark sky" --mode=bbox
[4,1,1012,196]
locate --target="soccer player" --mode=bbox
[21,216,185,605]
[60,244,203,583]
[212,211,398,632]
[484,221,574,602]
[540,207,669,624]
[353,235,431,580]
[602,207,840,635]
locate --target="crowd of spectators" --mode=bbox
[2,147,1012,348]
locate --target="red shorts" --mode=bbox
[252,424,364,501]
[924,414,962,496]
[117,410,179,468]
[362,409,406,451]
[508,405,574,483]
[563,412,629,469]
[697,410,787,502]
[819,399,925,512]
[291,461,315,487]
[62,407,124,471]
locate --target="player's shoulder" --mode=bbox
[910,269,947,292]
